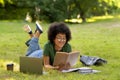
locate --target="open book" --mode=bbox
[53,51,80,67]
[61,67,101,73]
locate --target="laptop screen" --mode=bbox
[20,56,43,74]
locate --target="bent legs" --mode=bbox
[23,23,43,58]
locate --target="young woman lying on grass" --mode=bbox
[23,21,72,70]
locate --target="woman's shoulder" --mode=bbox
[43,41,54,53]
[64,43,71,47]
[63,43,71,49]
[44,41,53,47]
[62,43,71,52]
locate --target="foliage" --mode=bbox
[0,0,119,22]
[91,0,118,16]
[72,0,99,22]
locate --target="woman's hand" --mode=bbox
[58,63,71,71]
[44,65,59,69]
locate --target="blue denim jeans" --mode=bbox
[26,37,43,58]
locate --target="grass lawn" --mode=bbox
[0,17,120,80]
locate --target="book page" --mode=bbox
[66,52,80,66]
[53,52,69,66]
[61,68,80,73]
[53,51,80,67]
[61,67,92,73]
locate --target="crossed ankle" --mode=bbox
[28,31,33,34]
[36,21,43,34]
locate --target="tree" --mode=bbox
[73,0,99,23]
[39,0,72,22]
[72,0,118,23]
[0,0,119,22]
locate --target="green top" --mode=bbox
[43,41,72,65]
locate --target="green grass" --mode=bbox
[0,18,120,80]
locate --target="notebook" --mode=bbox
[20,56,43,74]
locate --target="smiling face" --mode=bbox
[54,33,66,51]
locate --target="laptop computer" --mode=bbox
[20,56,43,74]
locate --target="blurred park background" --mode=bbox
[0,0,120,23]
[1,0,120,80]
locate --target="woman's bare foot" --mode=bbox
[23,24,33,38]
[23,24,32,33]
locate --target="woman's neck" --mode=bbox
[55,46,62,52]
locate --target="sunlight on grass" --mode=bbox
[65,15,115,23]
[6,78,15,80]
[65,19,82,23]
[0,59,19,72]
[87,15,114,22]
[117,15,120,18]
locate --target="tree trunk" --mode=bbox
[80,11,86,23]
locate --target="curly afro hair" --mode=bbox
[48,22,72,44]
